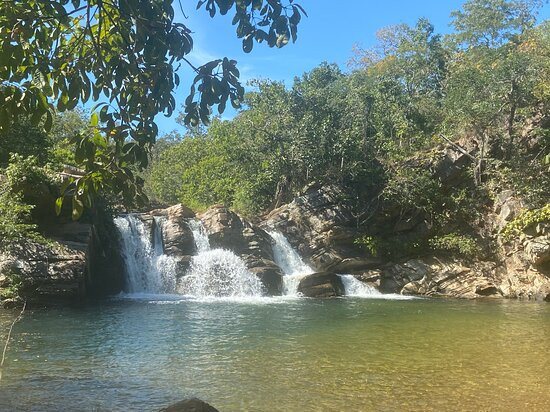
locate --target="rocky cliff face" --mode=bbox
[0,216,125,308]
[2,176,548,305]
[261,180,548,301]
[131,186,550,301]
[263,184,377,273]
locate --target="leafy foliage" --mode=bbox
[502,203,550,240]
[0,0,305,217]
[429,233,479,259]
[0,155,50,251]
[146,0,548,234]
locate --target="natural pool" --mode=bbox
[0,296,549,411]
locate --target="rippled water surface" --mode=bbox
[1,297,549,411]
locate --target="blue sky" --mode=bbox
[156,0,550,134]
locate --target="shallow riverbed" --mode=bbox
[1,296,549,411]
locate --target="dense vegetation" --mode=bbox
[145,0,549,259]
[0,111,90,251]
[1,0,549,261]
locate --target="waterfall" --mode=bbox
[187,218,210,253]
[114,215,177,294]
[338,274,382,297]
[180,219,263,298]
[268,231,313,296]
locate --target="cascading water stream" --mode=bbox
[267,230,402,299]
[114,214,177,294]
[338,274,383,297]
[267,231,313,296]
[179,219,263,298]
[115,214,403,300]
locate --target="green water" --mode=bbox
[0,296,549,411]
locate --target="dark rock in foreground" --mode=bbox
[297,272,345,298]
[159,398,219,412]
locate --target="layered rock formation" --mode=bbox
[2,174,548,305]
[0,217,125,308]
[263,184,377,273]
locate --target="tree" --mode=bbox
[350,19,447,158]
[444,0,548,183]
[450,0,544,48]
[0,0,306,217]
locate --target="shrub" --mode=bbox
[501,204,550,241]
[354,235,380,257]
[429,233,479,259]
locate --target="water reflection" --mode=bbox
[0,298,549,411]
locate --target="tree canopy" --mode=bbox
[0,0,306,217]
[145,0,549,258]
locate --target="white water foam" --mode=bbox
[268,230,314,296]
[179,220,263,298]
[339,274,416,300]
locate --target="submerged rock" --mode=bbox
[248,264,284,296]
[159,398,219,412]
[297,272,345,298]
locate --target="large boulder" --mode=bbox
[525,236,550,266]
[297,272,345,298]
[492,190,525,231]
[200,205,247,253]
[151,204,196,257]
[249,264,284,296]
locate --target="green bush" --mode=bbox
[502,204,550,241]
[429,233,479,259]
[0,155,51,252]
[354,235,380,257]
[0,187,41,252]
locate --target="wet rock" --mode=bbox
[148,205,196,257]
[355,270,382,288]
[159,398,219,412]
[297,272,345,298]
[201,205,247,253]
[198,205,283,294]
[249,265,284,296]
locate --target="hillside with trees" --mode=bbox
[145,0,549,260]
